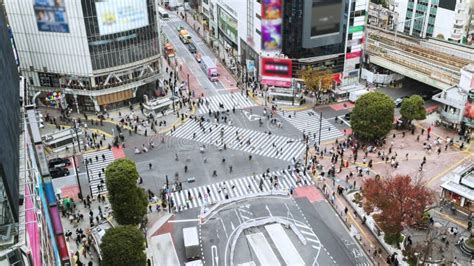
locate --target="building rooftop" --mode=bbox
[441,165,474,201]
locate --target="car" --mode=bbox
[344,112,352,121]
[49,167,70,178]
[48,157,71,169]
[394,96,409,108]
[195,53,202,63]
[186,43,197,53]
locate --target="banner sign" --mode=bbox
[260,57,292,87]
[261,0,282,51]
[34,0,69,33]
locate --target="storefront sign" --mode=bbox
[260,57,292,87]
[261,0,282,51]
[34,0,69,33]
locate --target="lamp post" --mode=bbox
[70,127,83,199]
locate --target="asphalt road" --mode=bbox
[161,15,225,96]
[168,195,369,265]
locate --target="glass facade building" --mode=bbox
[0,5,20,225]
[5,0,162,112]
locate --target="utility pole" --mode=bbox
[70,128,83,199]
[318,111,323,145]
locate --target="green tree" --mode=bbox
[100,226,146,266]
[351,92,394,142]
[400,95,426,125]
[299,67,334,93]
[105,159,147,225]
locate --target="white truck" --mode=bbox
[183,227,200,261]
[200,56,218,82]
[349,89,370,103]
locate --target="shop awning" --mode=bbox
[441,180,474,201]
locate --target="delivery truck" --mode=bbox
[183,227,200,261]
[349,89,370,103]
[200,56,218,82]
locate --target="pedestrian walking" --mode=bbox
[149,163,152,170]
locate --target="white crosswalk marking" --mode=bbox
[83,150,115,197]
[170,169,314,210]
[278,110,344,143]
[197,92,256,115]
[168,120,305,161]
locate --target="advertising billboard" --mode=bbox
[260,57,293,87]
[310,0,343,37]
[261,0,282,51]
[218,7,238,45]
[34,0,69,33]
[95,0,149,36]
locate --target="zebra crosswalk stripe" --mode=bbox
[168,120,306,161]
[198,93,256,115]
[278,111,344,143]
[171,169,315,210]
[83,150,115,197]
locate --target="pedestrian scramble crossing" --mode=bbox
[83,150,115,197]
[171,169,314,210]
[278,110,344,143]
[168,120,306,161]
[197,92,256,115]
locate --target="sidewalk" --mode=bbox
[314,177,390,265]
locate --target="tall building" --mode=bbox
[4,0,162,112]
[394,0,473,44]
[204,0,368,87]
[0,1,20,230]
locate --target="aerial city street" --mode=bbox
[1,0,474,265]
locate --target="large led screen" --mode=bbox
[95,0,149,36]
[311,0,342,36]
[261,0,282,51]
[34,0,69,33]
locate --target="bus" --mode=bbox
[42,128,83,153]
[158,7,169,20]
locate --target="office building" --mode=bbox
[394,0,473,44]
[4,0,162,112]
[200,0,368,87]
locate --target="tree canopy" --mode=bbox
[100,225,146,266]
[105,159,147,225]
[362,175,434,238]
[400,95,426,123]
[351,92,394,142]
[299,67,334,93]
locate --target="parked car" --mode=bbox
[48,157,71,169]
[187,43,197,53]
[49,167,70,178]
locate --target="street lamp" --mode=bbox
[70,127,83,199]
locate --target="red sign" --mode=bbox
[346,51,362,59]
[261,57,292,79]
[260,57,293,88]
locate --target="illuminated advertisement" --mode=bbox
[261,0,282,51]
[96,0,149,36]
[463,90,474,126]
[34,0,69,33]
[261,57,293,87]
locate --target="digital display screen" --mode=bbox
[95,0,149,36]
[34,0,69,33]
[311,0,342,36]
